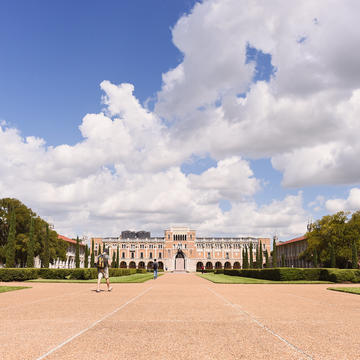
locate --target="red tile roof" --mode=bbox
[58,234,85,247]
[276,235,307,246]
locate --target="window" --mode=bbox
[122,244,126,249]
[122,252,125,259]
[150,252,153,259]
[168,234,170,239]
[226,252,229,259]
[190,234,192,239]
[140,244,144,249]
[140,252,143,259]
[159,252,162,259]
[168,249,170,256]
[158,244,163,249]
[207,252,211,259]
[131,252,134,258]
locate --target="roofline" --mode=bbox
[276,235,307,246]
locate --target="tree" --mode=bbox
[75,236,80,268]
[313,248,318,268]
[259,241,263,269]
[42,224,50,268]
[1,198,66,267]
[330,241,336,268]
[272,236,277,267]
[99,244,102,255]
[249,242,253,268]
[255,243,260,268]
[352,238,358,269]
[84,244,89,268]
[26,216,35,267]
[5,208,16,267]
[116,245,119,268]
[265,249,270,268]
[112,251,116,267]
[91,239,95,267]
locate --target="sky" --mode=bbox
[1,0,360,240]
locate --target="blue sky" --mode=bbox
[1,0,359,238]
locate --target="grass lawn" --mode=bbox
[198,273,332,284]
[0,286,30,293]
[27,273,160,283]
[327,287,360,295]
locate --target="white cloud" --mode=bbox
[326,188,360,213]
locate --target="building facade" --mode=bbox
[275,235,311,268]
[93,226,271,272]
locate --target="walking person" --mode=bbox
[96,247,112,293]
[153,259,158,280]
[201,264,204,274]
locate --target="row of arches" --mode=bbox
[120,261,164,270]
[196,261,241,270]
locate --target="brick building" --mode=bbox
[275,235,311,268]
[92,226,271,272]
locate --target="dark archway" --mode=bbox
[196,262,204,271]
[205,262,213,270]
[215,261,222,269]
[225,261,233,269]
[175,250,185,271]
[129,261,136,269]
[233,262,240,269]
[138,261,145,269]
[158,261,164,269]
[120,261,127,268]
[147,261,154,270]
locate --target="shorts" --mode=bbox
[98,268,109,280]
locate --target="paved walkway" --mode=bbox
[1,273,359,360]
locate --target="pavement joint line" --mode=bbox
[207,287,314,360]
[34,286,153,360]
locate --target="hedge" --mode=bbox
[0,268,138,281]
[223,268,360,283]
[0,268,39,282]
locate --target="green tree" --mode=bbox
[84,244,89,268]
[259,241,263,269]
[112,251,116,267]
[99,244,102,255]
[255,243,259,268]
[91,239,95,267]
[330,241,336,268]
[75,236,80,268]
[42,224,50,268]
[272,236,277,267]
[313,248,318,268]
[0,198,65,267]
[116,245,119,268]
[26,216,35,267]
[265,249,270,268]
[352,238,358,269]
[5,208,16,267]
[249,242,253,268]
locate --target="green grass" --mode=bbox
[327,287,360,295]
[0,286,30,293]
[198,273,332,284]
[27,273,160,283]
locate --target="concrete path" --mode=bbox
[1,273,359,360]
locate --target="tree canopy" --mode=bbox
[304,211,360,268]
[0,198,67,267]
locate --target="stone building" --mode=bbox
[275,235,311,268]
[93,226,271,272]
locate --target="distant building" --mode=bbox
[275,235,311,268]
[92,226,271,272]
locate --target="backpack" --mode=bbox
[97,254,105,269]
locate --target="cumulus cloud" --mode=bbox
[156,0,360,186]
[5,0,360,239]
[326,188,360,213]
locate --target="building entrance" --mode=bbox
[175,251,185,271]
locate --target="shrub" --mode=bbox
[0,268,39,282]
[319,269,360,283]
[136,268,147,274]
[39,268,71,279]
[214,269,224,274]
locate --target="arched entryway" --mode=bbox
[224,261,232,269]
[129,261,136,269]
[158,261,164,269]
[233,262,240,269]
[175,250,185,271]
[120,261,127,268]
[138,261,145,269]
[205,262,213,270]
[147,261,154,270]
[215,261,222,269]
[196,262,204,271]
